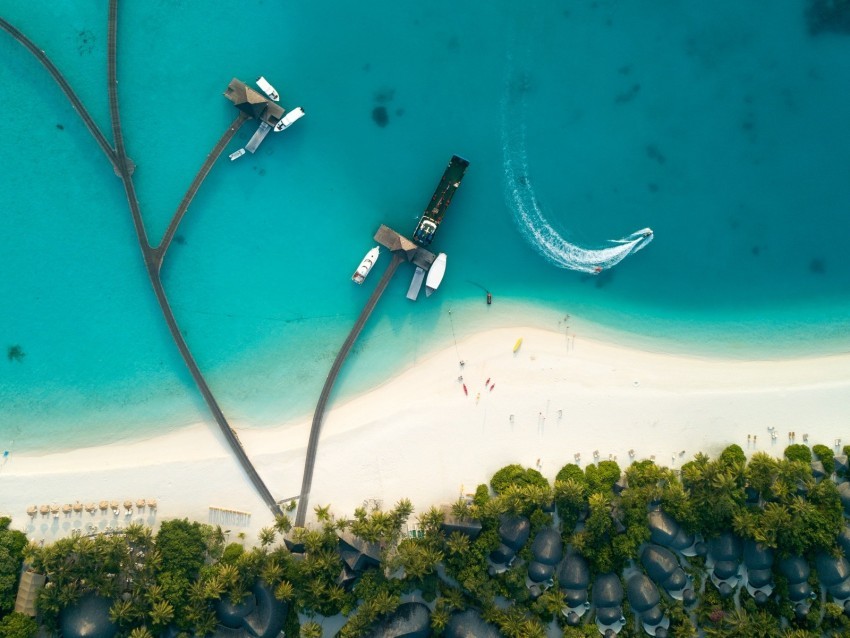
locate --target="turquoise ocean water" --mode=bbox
[2,1,849,454]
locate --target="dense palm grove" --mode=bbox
[1,442,849,638]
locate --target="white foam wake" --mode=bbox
[501,79,653,274]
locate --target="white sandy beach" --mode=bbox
[3,324,849,544]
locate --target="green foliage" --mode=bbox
[0,613,38,638]
[811,444,835,474]
[719,443,747,467]
[490,464,549,494]
[0,518,27,614]
[155,519,209,580]
[584,460,621,494]
[221,542,245,564]
[553,478,587,532]
[472,484,490,508]
[300,620,323,638]
[784,444,812,464]
[555,463,587,486]
[348,499,413,543]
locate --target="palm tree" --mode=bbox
[109,599,136,627]
[274,580,295,602]
[273,514,292,535]
[148,599,174,629]
[300,621,323,638]
[192,610,219,637]
[258,527,277,547]
[129,627,155,638]
[314,504,332,522]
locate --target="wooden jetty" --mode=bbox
[294,163,468,528]
[2,1,284,516]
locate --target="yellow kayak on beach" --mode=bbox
[513,337,523,353]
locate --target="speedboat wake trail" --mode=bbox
[500,81,653,274]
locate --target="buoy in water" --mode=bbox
[486,291,492,305]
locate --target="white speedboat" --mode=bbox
[425,253,447,297]
[352,246,380,284]
[274,107,306,132]
[255,76,280,101]
[228,148,246,161]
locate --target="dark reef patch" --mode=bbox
[645,144,666,165]
[77,29,95,55]
[806,0,850,35]
[372,106,389,128]
[615,83,640,104]
[374,88,395,103]
[7,345,25,362]
[174,235,186,245]
[648,183,659,193]
[809,258,825,274]
[56,123,64,130]
[751,245,760,256]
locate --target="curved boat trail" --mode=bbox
[500,72,654,274]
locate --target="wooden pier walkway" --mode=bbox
[106,0,280,516]
[294,252,405,527]
[2,4,283,517]
[0,16,118,172]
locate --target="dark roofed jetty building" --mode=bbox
[557,553,591,624]
[14,570,45,616]
[489,514,530,573]
[815,552,850,607]
[647,510,698,556]
[626,573,668,637]
[224,78,285,126]
[593,572,625,634]
[743,540,775,603]
[526,526,563,594]
[640,544,692,603]
[706,533,743,598]
[779,555,815,618]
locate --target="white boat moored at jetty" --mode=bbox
[274,107,306,132]
[425,253,447,297]
[352,246,380,284]
[255,76,280,101]
[229,148,246,161]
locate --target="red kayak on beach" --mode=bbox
[463,383,468,396]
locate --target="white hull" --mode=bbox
[352,247,380,284]
[424,253,447,297]
[274,106,306,132]
[255,76,280,101]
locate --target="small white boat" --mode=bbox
[274,106,306,132]
[352,246,380,284]
[255,76,280,101]
[425,253,447,297]
[229,148,246,161]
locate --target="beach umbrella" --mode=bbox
[99,500,109,511]
[136,499,146,509]
[123,500,133,511]
[110,500,119,509]
[73,502,83,513]
[39,505,50,516]
[27,505,37,517]
[50,504,60,513]
[85,503,96,513]
[61,504,72,514]
[147,499,157,509]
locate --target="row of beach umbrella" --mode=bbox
[26,499,157,518]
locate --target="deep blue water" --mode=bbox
[2,0,849,454]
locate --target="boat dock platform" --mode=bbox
[413,154,469,246]
[373,224,435,269]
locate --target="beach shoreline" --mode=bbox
[3,323,849,544]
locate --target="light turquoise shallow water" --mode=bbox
[2,1,849,454]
